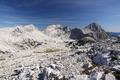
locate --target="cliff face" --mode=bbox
[82,22,108,40]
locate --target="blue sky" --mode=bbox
[0,0,120,32]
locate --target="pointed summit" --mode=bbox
[83,22,108,40]
[85,22,102,31]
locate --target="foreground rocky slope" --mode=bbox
[0,23,119,80]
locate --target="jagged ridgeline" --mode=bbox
[43,23,109,41]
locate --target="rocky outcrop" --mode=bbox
[39,64,65,80]
[13,38,42,50]
[93,52,111,65]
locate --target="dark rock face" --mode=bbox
[85,23,101,31]
[70,28,84,40]
[83,22,108,40]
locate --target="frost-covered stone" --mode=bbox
[105,73,116,80]
[93,52,111,65]
[76,75,89,80]
[90,72,104,80]
[41,64,64,80]
[112,65,120,71]
[11,67,37,80]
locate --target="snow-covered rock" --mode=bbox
[105,73,116,80]
[40,64,64,80]
[90,72,104,80]
[43,24,71,40]
[75,75,89,80]
[93,52,111,65]
[112,65,120,71]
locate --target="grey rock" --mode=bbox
[83,22,108,40]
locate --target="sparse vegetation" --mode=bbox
[44,48,60,53]
[0,57,5,61]
[77,39,94,46]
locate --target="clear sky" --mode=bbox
[0,0,120,32]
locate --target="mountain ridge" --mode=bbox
[43,22,109,41]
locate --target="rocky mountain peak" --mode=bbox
[83,22,108,40]
[85,22,102,31]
